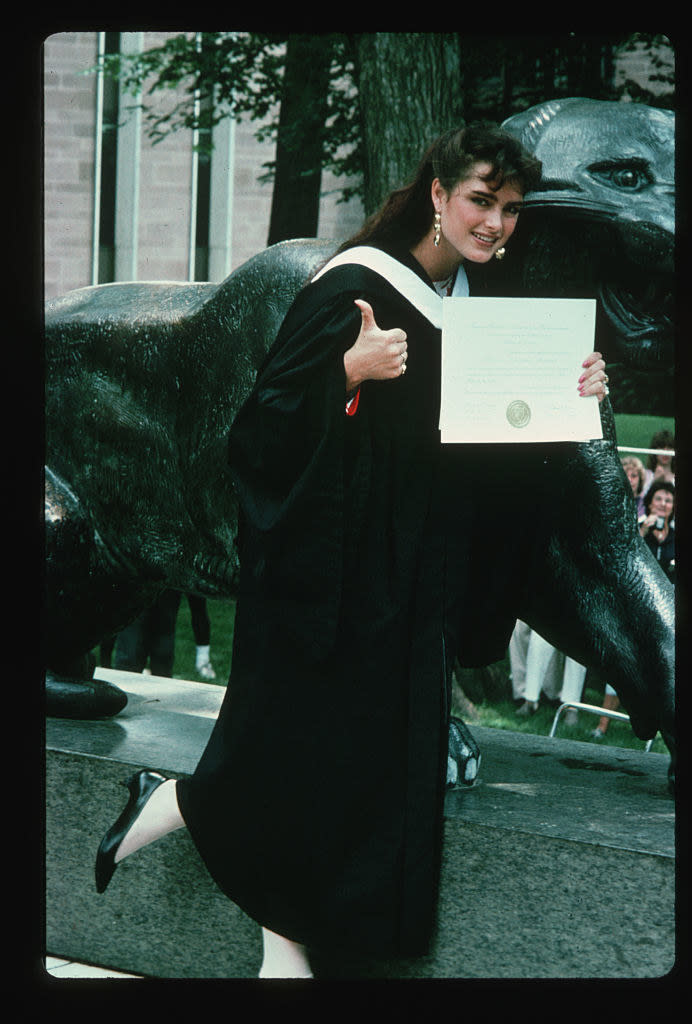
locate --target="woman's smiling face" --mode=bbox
[433,161,525,263]
[650,487,674,521]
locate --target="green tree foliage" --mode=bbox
[102,33,362,222]
[103,31,673,204]
[613,32,675,107]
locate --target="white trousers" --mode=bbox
[510,621,586,705]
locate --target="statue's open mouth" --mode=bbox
[521,199,674,370]
[598,269,673,369]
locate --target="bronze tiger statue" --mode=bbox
[44,99,675,788]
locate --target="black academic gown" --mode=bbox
[177,248,548,956]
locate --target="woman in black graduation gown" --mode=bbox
[95,124,610,977]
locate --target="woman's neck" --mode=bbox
[410,230,462,283]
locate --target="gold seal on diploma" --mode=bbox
[506,400,531,428]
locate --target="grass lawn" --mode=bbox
[173,596,237,685]
[171,598,668,756]
[452,670,667,754]
[613,413,674,451]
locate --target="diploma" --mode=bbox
[439,297,603,444]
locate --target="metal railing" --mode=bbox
[617,447,675,457]
[549,701,655,752]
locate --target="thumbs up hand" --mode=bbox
[343,300,408,392]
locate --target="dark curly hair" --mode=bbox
[644,479,675,515]
[647,430,675,473]
[339,122,542,254]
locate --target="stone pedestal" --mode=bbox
[45,670,675,978]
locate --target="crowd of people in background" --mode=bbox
[507,429,675,737]
[589,431,675,738]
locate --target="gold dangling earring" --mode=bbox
[495,246,506,260]
[434,211,441,248]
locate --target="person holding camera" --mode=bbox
[639,480,675,582]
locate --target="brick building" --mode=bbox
[43,31,364,300]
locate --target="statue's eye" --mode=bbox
[588,161,653,192]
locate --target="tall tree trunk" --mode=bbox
[267,35,334,244]
[353,33,464,215]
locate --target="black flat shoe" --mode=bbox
[95,769,167,894]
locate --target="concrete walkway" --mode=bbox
[45,669,675,979]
